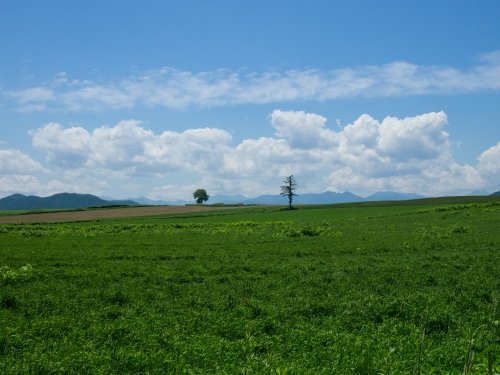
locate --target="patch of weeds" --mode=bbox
[0,263,33,285]
[447,224,468,235]
[300,225,322,236]
[271,222,301,237]
[418,227,439,239]
[272,222,325,237]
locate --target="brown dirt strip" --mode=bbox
[0,205,236,224]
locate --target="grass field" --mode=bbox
[1,198,499,374]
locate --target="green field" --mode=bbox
[1,199,500,374]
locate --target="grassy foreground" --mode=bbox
[1,200,499,374]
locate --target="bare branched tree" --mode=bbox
[280,175,298,209]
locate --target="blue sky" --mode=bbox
[1,0,499,200]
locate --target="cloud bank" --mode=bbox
[5,51,500,111]
[1,110,498,198]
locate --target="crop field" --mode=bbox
[0,205,239,224]
[1,199,500,374]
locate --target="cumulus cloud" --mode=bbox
[6,51,500,111]
[0,175,44,196]
[0,149,47,174]
[30,123,92,167]
[325,163,484,197]
[377,112,449,160]
[0,174,108,197]
[270,109,334,148]
[478,142,500,174]
[16,110,498,198]
[222,110,481,196]
[31,120,232,175]
[0,146,92,197]
[477,142,500,189]
[223,137,315,178]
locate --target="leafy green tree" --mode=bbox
[280,175,298,209]
[193,189,209,204]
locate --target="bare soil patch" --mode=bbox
[0,205,234,224]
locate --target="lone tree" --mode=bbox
[280,175,298,209]
[193,188,209,204]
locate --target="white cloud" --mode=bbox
[0,174,108,198]
[478,142,500,174]
[90,120,153,169]
[15,111,499,198]
[31,120,232,175]
[63,86,135,111]
[340,114,380,148]
[221,110,490,197]
[423,162,484,196]
[0,146,95,197]
[223,137,312,177]
[149,183,200,202]
[6,87,54,111]
[6,51,500,111]
[0,149,47,174]
[477,142,500,190]
[9,87,55,103]
[270,109,334,148]
[30,122,92,167]
[325,162,483,197]
[378,111,449,160]
[0,175,43,196]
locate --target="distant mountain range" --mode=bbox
[0,193,138,211]
[2,190,496,211]
[363,191,424,201]
[127,194,251,206]
[240,191,364,205]
[128,191,425,206]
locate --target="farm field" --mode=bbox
[1,199,500,374]
[0,205,240,224]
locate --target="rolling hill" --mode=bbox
[0,193,138,211]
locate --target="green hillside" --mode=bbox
[0,193,137,210]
